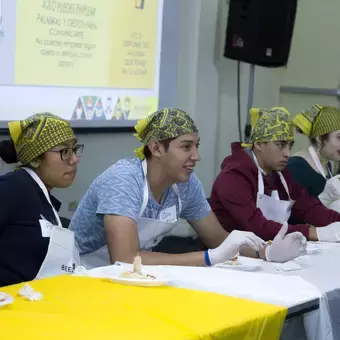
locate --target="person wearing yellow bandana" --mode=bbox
[0,113,84,287]
[287,105,340,213]
[70,108,305,269]
[210,107,340,250]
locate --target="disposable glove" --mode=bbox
[265,222,307,262]
[208,230,264,266]
[318,175,340,207]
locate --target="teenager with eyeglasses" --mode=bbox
[0,113,83,287]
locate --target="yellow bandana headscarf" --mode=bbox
[134,108,198,159]
[242,107,294,148]
[293,105,340,137]
[8,112,75,164]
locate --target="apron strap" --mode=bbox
[257,168,265,194]
[23,167,62,228]
[278,172,291,200]
[309,145,332,179]
[139,159,182,217]
[252,152,265,195]
[139,160,149,217]
[171,184,182,214]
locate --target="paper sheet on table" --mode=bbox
[271,261,302,272]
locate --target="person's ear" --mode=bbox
[147,141,163,158]
[29,158,41,169]
[253,142,263,152]
[315,136,323,148]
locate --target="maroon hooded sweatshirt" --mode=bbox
[210,143,340,241]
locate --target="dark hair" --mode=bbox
[296,127,330,147]
[144,138,175,159]
[309,134,330,147]
[0,139,18,164]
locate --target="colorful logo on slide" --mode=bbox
[92,97,106,120]
[72,96,102,120]
[112,98,123,120]
[72,98,86,120]
[104,97,113,120]
[84,96,97,120]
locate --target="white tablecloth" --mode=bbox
[261,242,340,340]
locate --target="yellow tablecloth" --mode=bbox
[0,275,287,340]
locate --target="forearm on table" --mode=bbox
[294,224,318,241]
[308,225,318,241]
[239,245,267,260]
[138,251,207,267]
[109,249,207,267]
[294,202,340,226]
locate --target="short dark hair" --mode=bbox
[144,138,175,159]
[0,139,18,164]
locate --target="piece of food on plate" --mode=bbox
[120,253,156,280]
[222,254,240,266]
[267,240,273,245]
[133,253,142,274]
[120,271,156,280]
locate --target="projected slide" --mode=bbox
[0,0,163,125]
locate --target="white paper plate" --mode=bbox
[107,275,169,287]
[0,293,14,307]
[214,257,262,272]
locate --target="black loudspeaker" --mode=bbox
[224,0,298,67]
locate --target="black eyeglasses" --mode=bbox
[49,144,84,161]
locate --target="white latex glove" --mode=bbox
[208,230,265,266]
[316,222,340,242]
[265,222,307,263]
[318,175,340,207]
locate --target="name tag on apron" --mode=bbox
[159,205,177,223]
[39,219,55,238]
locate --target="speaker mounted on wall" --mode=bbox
[224,0,298,67]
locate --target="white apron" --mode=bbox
[310,145,340,212]
[309,145,332,179]
[23,168,80,279]
[80,159,182,269]
[253,153,294,224]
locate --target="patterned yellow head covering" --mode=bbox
[134,108,198,159]
[293,105,340,137]
[242,107,294,148]
[8,112,75,164]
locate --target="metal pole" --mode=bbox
[280,86,340,97]
[245,64,255,142]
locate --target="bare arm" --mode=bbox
[188,211,268,260]
[104,215,206,266]
[188,211,228,248]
